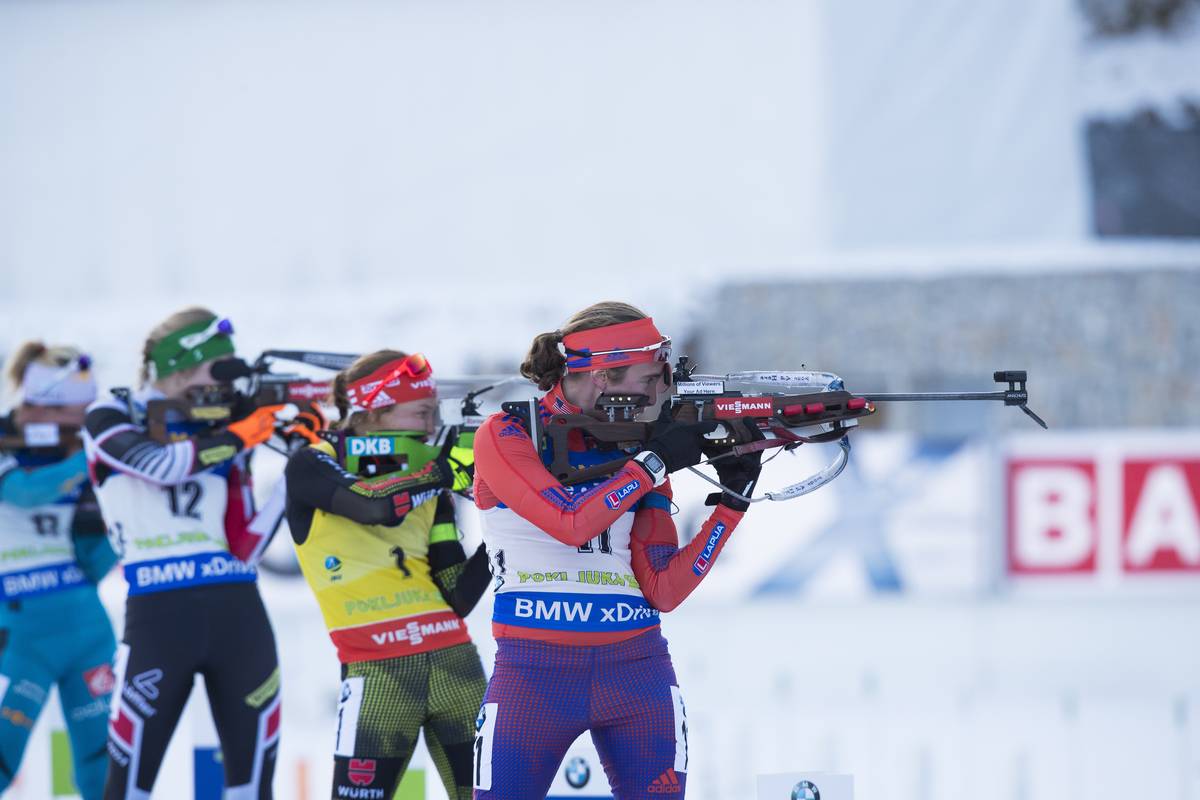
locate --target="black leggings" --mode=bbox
[104,582,280,799]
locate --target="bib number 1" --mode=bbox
[473,702,497,791]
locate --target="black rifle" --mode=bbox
[514,357,1046,502]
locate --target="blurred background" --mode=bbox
[2,0,1198,798]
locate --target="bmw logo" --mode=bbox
[325,556,342,572]
[564,756,590,789]
[791,780,820,800]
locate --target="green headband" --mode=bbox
[148,315,235,380]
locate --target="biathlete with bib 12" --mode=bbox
[83,307,288,799]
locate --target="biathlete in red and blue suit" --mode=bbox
[470,302,763,799]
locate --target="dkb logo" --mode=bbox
[791,780,820,800]
[347,436,395,456]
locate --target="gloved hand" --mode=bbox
[227,404,287,449]
[380,458,457,525]
[446,458,474,493]
[283,401,327,447]
[709,420,764,512]
[439,428,476,493]
[640,415,722,476]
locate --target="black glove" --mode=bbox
[707,420,764,512]
[636,417,721,479]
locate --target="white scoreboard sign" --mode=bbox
[1006,432,1200,584]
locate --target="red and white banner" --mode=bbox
[1006,433,1200,583]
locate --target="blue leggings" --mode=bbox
[0,587,116,800]
[473,628,689,799]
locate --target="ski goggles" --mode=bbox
[148,316,236,380]
[345,353,436,412]
[21,353,97,407]
[561,318,672,377]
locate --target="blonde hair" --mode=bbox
[7,341,85,389]
[140,306,218,385]
[331,349,411,431]
[520,301,648,390]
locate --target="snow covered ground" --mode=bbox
[4,427,1198,799]
[8,554,1199,799]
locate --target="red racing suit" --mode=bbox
[473,384,744,645]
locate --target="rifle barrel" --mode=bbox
[261,350,360,371]
[863,391,1010,402]
[863,390,1048,428]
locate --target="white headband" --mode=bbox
[21,360,97,407]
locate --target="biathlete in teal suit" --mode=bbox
[0,342,118,800]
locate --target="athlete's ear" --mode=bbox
[591,370,609,392]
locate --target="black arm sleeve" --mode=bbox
[70,483,107,537]
[427,494,491,618]
[84,403,243,487]
[283,446,449,545]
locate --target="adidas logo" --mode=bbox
[647,768,682,794]
[498,423,527,439]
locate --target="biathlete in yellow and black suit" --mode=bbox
[283,350,490,800]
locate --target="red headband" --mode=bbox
[345,354,436,411]
[561,318,672,373]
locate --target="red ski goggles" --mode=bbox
[345,353,436,411]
